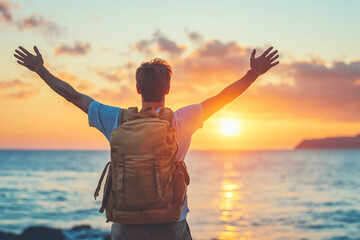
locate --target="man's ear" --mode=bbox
[136,84,141,94]
[165,85,170,95]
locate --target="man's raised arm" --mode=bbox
[201,46,279,121]
[13,46,94,114]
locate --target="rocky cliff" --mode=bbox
[295,134,360,149]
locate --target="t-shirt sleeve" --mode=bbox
[88,101,122,141]
[173,103,204,136]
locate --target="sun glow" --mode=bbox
[219,118,241,136]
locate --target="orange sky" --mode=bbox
[1,1,360,150]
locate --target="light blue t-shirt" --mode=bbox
[88,101,204,221]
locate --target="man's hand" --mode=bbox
[14,46,44,73]
[13,45,94,113]
[201,46,280,121]
[250,46,279,76]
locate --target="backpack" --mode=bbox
[94,107,190,224]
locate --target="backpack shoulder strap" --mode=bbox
[118,107,139,125]
[158,107,174,125]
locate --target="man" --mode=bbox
[14,45,279,239]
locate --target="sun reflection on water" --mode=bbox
[218,161,253,240]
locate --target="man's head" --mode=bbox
[136,58,172,102]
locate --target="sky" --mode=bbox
[1,0,360,150]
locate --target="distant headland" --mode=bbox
[295,134,360,149]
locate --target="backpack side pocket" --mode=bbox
[172,168,186,209]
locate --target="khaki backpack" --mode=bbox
[94,107,190,224]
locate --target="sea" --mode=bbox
[0,150,359,240]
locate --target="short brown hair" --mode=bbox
[136,58,172,102]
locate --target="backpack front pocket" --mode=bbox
[115,155,164,210]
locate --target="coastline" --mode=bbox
[0,225,110,240]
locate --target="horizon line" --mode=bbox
[0,147,293,152]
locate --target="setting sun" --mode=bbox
[218,119,241,136]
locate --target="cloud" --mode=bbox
[0,79,28,88]
[147,35,360,121]
[173,39,251,89]
[95,68,125,83]
[17,14,49,30]
[57,72,94,91]
[105,33,360,122]
[0,79,39,99]
[133,31,186,57]
[133,37,250,93]
[134,39,153,54]
[55,41,91,55]
[169,38,360,121]
[85,64,140,104]
[196,40,248,58]
[0,1,16,23]
[0,3,64,42]
[245,60,360,121]
[131,37,255,105]
[16,14,65,42]
[92,86,137,104]
[91,62,137,84]
[187,31,203,43]
[124,61,137,71]
[7,88,39,99]
[156,35,186,55]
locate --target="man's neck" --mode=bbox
[142,100,165,111]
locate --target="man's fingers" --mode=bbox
[14,54,24,61]
[269,61,280,68]
[265,50,278,61]
[251,49,256,59]
[17,60,25,66]
[15,49,26,58]
[19,46,31,56]
[34,46,42,57]
[269,54,279,63]
[260,46,273,58]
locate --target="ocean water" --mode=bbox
[0,150,359,240]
